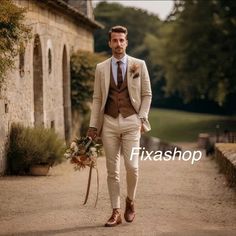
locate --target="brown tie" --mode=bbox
[117,61,123,89]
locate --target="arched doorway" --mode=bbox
[33,34,44,127]
[62,45,71,143]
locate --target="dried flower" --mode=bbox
[129,63,139,74]
[64,137,102,171]
[129,63,140,79]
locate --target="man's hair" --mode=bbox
[108,25,128,41]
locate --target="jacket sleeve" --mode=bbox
[138,61,152,119]
[89,65,102,129]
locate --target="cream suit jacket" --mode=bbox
[89,55,152,135]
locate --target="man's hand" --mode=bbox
[140,124,145,133]
[140,118,145,133]
[87,127,98,140]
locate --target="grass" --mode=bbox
[148,108,236,142]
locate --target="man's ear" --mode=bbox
[108,40,111,48]
[126,39,128,47]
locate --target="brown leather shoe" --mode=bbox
[124,197,135,222]
[104,209,122,227]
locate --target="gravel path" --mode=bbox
[0,143,236,236]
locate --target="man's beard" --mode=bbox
[115,47,124,54]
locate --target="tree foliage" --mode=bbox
[156,0,236,111]
[94,1,161,56]
[70,50,107,114]
[70,50,107,135]
[0,0,31,90]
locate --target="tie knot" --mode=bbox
[117,61,121,66]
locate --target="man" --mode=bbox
[87,26,152,227]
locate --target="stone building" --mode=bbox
[0,0,102,174]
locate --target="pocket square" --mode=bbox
[133,72,139,79]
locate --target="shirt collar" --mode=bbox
[111,54,127,65]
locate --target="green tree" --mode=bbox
[156,0,236,112]
[70,50,107,114]
[70,50,107,135]
[0,0,31,90]
[94,1,161,56]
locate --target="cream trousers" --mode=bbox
[101,113,141,209]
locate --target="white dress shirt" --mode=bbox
[111,54,128,85]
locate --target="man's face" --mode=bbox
[109,32,128,57]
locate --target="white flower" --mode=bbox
[64,153,71,159]
[70,142,79,153]
[89,147,97,158]
[70,141,76,148]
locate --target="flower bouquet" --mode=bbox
[65,136,102,170]
[64,136,102,206]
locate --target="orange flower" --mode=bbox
[130,63,139,74]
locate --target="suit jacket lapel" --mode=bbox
[103,58,111,109]
[127,56,134,100]
[104,56,133,103]
[127,56,132,88]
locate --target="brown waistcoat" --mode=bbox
[104,65,137,118]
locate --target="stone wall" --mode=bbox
[214,143,236,186]
[0,0,96,174]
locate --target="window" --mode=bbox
[19,43,25,77]
[5,103,8,113]
[48,49,52,74]
[51,120,55,130]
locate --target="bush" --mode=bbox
[70,50,107,136]
[70,50,107,114]
[0,0,31,90]
[7,123,66,175]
